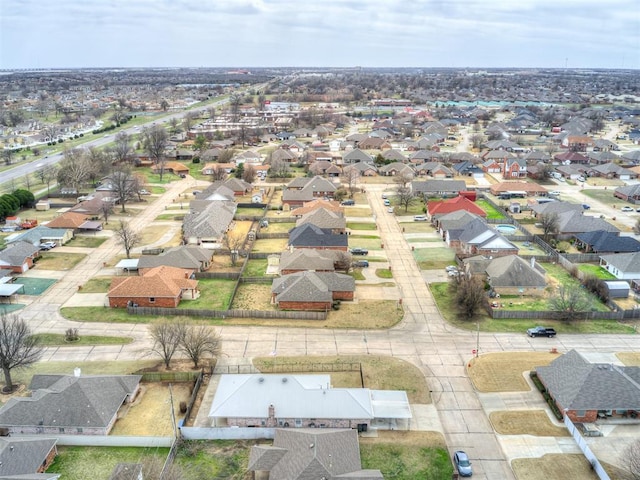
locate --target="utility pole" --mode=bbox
[475,322,480,358]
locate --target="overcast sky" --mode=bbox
[1,0,639,70]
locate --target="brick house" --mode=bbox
[0,373,141,435]
[0,437,58,476]
[535,350,640,423]
[288,224,349,251]
[271,271,354,310]
[0,241,40,273]
[107,265,199,308]
[209,374,411,431]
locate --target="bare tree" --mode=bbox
[168,117,180,134]
[160,99,169,111]
[149,318,186,369]
[217,149,235,164]
[180,324,222,368]
[36,165,58,194]
[549,285,593,323]
[106,168,138,212]
[333,251,353,273]
[242,163,257,184]
[223,231,244,266]
[101,199,113,224]
[57,148,93,192]
[1,149,14,166]
[540,212,560,241]
[110,132,133,165]
[269,158,291,178]
[470,133,484,150]
[341,166,360,198]
[394,170,414,188]
[209,165,228,182]
[22,174,32,191]
[115,220,140,259]
[449,275,486,321]
[621,439,640,480]
[229,93,242,122]
[142,125,169,181]
[182,111,199,133]
[395,185,417,213]
[0,313,43,392]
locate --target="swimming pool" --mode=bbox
[495,224,517,234]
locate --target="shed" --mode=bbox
[603,280,630,299]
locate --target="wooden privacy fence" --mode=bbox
[489,309,624,320]
[127,306,327,320]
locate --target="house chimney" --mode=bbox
[74,367,81,377]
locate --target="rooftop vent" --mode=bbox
[258,377,264,383]
[282,377,288,383]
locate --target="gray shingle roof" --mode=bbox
[536,350,640,411]
[600,251,640,273]
[272,271,354,302]
[296,208,346,230]
[411,179,466,195]
[183,201,237,239]
[0,241,40,267]
[137,245,214,270]
[556,210,619,234]
[0,374,141,431]
[288,224,348,249]
[0,437,57,477]
[279,249,336,273]
[574,231,640,253]
[486,255,546,288]
[249,428,383,480]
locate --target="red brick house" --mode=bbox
[107,265,199,308]
[271,271,354,310]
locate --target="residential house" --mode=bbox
[427,195,486,221]
[381,149,407,162]
[435,210,483,243]
[453,161,484,178]
[209,373,411,430]
[183,201,237,247]
[481,157,502,174]
[272,271,355,310]
[0,437,58,478]
[278,249,337,275]
[234,150,263,164]
[485,255,547,296]
[344,162,377,177]
[270,148,297,164]
[412,179,466,198]
[415,162,453,178]
[614,184,640,203]
[554,210,619,240]
[574,231,640,254]
[489,181,548,197]
[503,157,527,179]
[599,252,640,281]
[45,211,103,232]
[342,148,373,165]
[0,241,40,273]
[288,224,348,251]
[535,349,640,423]
[562,135,593,152]
[201,162,235,176]
[358,137,390,150]
[137,245,214,274]
[107,265,199,308]
[378,162,414,178]
[69,192,115,217]
[458,225,519,258]
[554,151,590,164]
[308,160,342,177]
[0,373,141,435]
[151,161,189,176]
[296,208,347,233]
[282,176,338,208]
[249,428,383,480]
[589,162,636,180]
[290,199,343,217]
[6,225,73,247]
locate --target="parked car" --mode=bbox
[387,207,394,213]
[448,270,459,277]
[577,176,586,182]
[350,248,369,256]
[39,241,57,251]
[621,206,634,212]
[381,194,388,199]
[548,191,561,197]
[138,189,151,195]
[445,265,458,272]
[582,203,591,210]
[383,199,391,206]
[353,260,369,268]
[413,215,427,221]
[527,326,557,338]
[453,451,472,477]
[341,199,355,206]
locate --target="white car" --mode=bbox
[621,206,634,212]
[387,207,394,213]
[413,215,427,221]
[445,265,458,272]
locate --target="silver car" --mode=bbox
[454,451,472,477]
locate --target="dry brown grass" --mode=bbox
[231,284,276,310]
[468,352,560,392]
[110,382,192,436]
[617,352,640,366]
[253,355,430,403]
[360,430,446,447]
[490,410,569,436]
[223,300,403,330]
[35,252,87,270]
[233,220,253,237]
[138,225,170,245]
[512,454,598,480]
[252,238,289,253]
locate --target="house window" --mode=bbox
[77,427,83,433]
[59,427,65,433]
[575,410,586,417]
[149,297,155,303]
[295,419,302,427]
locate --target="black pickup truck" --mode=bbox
[527,326,557,338]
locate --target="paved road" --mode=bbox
[18,178,640,479]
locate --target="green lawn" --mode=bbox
[412,247,456,269]
[578,263,617,280]
[175,441,250,480]
[349,237,382,251]
[47,447,169,480]
[350,269,366,280]
[178,278,236,310]
[400,223,435,233]
[260,222,295,233]
[540,262,610,312]
[31,333,133,346]
[476,199,507,220]
[347,222,377,230]
[236,207,266,217]
[80,276,112,293]
[375,268,393,279]
[155,213,186,221]
[429,282,635,334]
[242,258,269,277]
[65,236,108,248]
[361,444,452,480]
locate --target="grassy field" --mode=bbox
[260,222,295,233]
[490,410,569,436]
[349,237,382,251]
[577,263,617,280]
[476,199,507,219]
[155,213,185,221]
[252,238,288,252]
[178,278,236,310]
[468,352,560,392]
[347,222,377,230]
[80,276,112,293]
[31,333,132,346]
[35,252,87,270]
[254,355,430,403]
[174,440,252,480]
[64,236,108,248]
[47,447,170,480]
[400,222,435,233]
[344,206,372,217]
[241,258,269,277]
[582,188,621,207]
[412,247,456,269]
[231,283,276,310]
[617,352,640,365]
[512,454,600,480]
[375,268,393,279]
[360,432,452,480]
